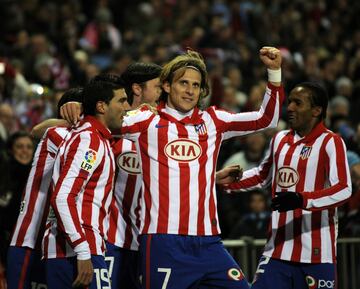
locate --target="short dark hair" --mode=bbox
[121,63,162,105]
[82,81,122,116]
[90,73,124,87]
[56,87,83,118]
[295,82,328,119]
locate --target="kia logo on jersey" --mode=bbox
[276,166,299,188]
[164,139,202,162]
[117,151,141,174]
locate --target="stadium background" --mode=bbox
[0,0,359,288]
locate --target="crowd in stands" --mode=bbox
[1,0,360,272]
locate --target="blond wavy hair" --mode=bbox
[159,50,210,103]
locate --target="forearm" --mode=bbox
[31,119,69,139]
[51,187,90,259]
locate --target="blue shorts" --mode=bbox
[252,256,336,289]
[105,242,140,289]
[139,234,250,289]
[7,246,47,289]
[46,255,110,289]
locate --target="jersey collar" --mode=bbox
[157,101,203,125]
[83,115,113,140]
[286,121,327,145]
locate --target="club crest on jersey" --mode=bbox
[194,122,207,135]
[276,166,299,188]
[117,151,141,175]
[300,146,312,160]
[227,268,244,281]
[81,149,97,172]
[164,138,202,162]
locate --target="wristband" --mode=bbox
[267,68,281,82]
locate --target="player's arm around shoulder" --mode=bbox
[119,106,157,137]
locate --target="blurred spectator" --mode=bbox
[229,190,270,239]
[219,84,242,112]
[342,151,360,236]
[80,7,121,69]
[0,131,34,266]
[0,103,16,155]
[222,132,267,170]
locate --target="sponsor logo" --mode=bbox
[117,151,141,174]
[300,146,312,160]
[276,166,299,188]
[306,276,317,289]
[318,280,335,288]
[227,268,244,281]
[164,139,202,162]
[155,124,168,129]
[81,149,97,172]
[305,276,335,289]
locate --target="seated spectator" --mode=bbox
[222,132,267,170]
[229,190,270,239]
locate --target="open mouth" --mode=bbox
[288,114,295,120]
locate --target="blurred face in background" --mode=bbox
[12,136,34,165]
[141,78,162,106]
[0,103,15,132]
[351,163,360,191]
[249,193,266,213]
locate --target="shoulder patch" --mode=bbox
[80,149,97,172]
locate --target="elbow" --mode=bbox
[343,185,352,201]
[30,125,41,139]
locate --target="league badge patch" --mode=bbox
[81,149,97,172]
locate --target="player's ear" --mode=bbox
[96,101,107,114]
[132,83,142,96]
[163,81,171,94]
[312,106,322,118]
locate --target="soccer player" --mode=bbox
[118,47,283,289]
[42,80,129,289]
[6,88,83,289]
[106,62,162,289]
[224,82,352,289]
[60,47,284,288]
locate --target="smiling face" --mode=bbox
[163,68,201,113]
[12,136,34,165]
[287,86,322,136]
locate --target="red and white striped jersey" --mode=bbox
[120,83,284,236]
[43,116,115,260]
[106,138,142,251]
[226,122,352,263]
[10,126,69,249]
